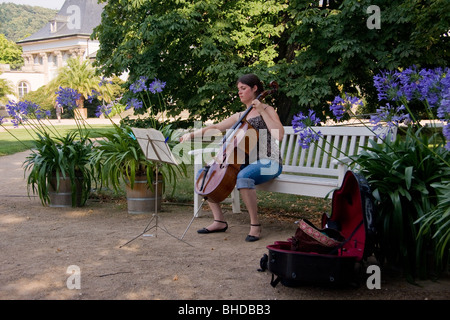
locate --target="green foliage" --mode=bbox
[0,125,115,156]
[22,85,54,111]
[23,131,95,207]
[355,128,450,280]
[0,34,23,68]
[2,99,101,207]
[93,0,450,124]
[0,74,14,104]
[47,58,120,109]
[286,0,450,116]
[0,3,57,42]
[93,0,290,122]
[93,123,186,195]
[416,181,450,273]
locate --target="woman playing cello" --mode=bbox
[180,74,284,242]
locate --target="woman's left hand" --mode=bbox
[252,99,268,114]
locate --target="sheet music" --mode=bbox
[131,127,178,165]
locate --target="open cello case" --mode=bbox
[264,170,378,287]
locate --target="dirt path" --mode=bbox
[0,151,449,302]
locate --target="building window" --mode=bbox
[18,82,29,98]
[50,20,57,33]
[33,55,43,65]
[48,54,57,66]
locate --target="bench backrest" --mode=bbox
[279,126,395,177]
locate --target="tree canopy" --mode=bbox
[0,3,57,42]
[92,0,450,125]
[0,34,23,69]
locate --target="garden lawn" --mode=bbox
[0,125,115,156]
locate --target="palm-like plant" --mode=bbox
[47,57,117,110]
[93,123,185,195]
[0,76,14,104]
[24,131,94,206]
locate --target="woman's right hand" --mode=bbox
[179,132,192,143]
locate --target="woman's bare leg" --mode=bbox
[240,188,261,237]
[200,201,227,231]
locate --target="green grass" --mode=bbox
[0,125,115,156]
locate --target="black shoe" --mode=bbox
[245,224,261,242]
[197,220,228,234]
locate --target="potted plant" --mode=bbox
[24,130,94,207]
[92,77,186,214]
[1,98,95,207]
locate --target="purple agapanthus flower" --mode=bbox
[129,76,149,93]
[395,65,420,101]
[6,100,27,123]
[330,93,363,120]
[416,67,444,108]
[55,87,80,110]
[443,123,450,151]
[438,74,450,120]
[148,78,166,94]
[87,89,101,103]
[330,96,346,120]
[95,104,112,118]
[373,70,400,102]
[374,66,450,109]
[5,100,50,126]
[438,90,450,120]
[370,103,411,135]
[126,98,144,110]
[292,110,322,149]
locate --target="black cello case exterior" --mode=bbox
[266,170,378,287]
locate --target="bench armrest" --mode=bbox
[331,156,353,166]
[187,147,219,156]
[332,156,355,186]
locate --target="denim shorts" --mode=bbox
[196,159,282,190]
[236,159,282,189]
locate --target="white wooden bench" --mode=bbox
[190,125,396,215]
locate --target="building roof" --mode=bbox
[17,0,105,44]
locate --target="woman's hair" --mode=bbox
[236,74,264,96]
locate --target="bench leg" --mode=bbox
[337,163,348,186]
[231,187,241,213]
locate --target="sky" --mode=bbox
[0,0,65,10]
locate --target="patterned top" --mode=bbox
[246,115,282,163]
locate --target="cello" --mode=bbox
[195,81,279,203]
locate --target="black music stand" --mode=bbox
[120,128,191,247]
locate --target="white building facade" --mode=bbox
[0,0,104,102]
